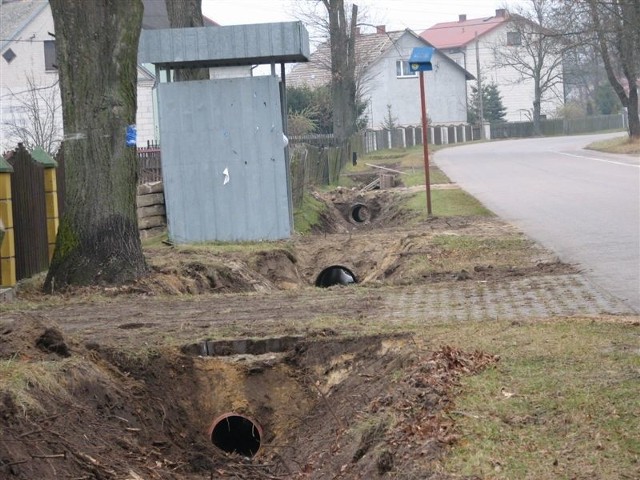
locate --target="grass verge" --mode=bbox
[586,135,640,155]
[402,189,493,218]
[344,145,451,186]
[294,192,326,234]
[420,318,640,480]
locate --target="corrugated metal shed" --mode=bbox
[143,22,309,243]
[158,76,291,243]
[138,21,310,68]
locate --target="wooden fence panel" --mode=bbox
[137,146,162,184]
[7,146,49,281]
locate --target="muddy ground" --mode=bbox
[0,184,634,479]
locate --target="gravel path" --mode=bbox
[384,273,633,322]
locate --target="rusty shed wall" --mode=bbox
[157,76,291,243]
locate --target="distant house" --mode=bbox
[1,0,60,153]
[287,26,474,129]
[0,0,248,153]
[421,9,564,122]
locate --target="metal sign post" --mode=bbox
[409,47,434,216]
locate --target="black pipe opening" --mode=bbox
[350,203,370,223]
[315,265,358,288]
[210,414,262,458]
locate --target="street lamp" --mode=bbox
[409,47,434,216]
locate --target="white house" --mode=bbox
[1,0,60,153]
[0,0,162,152]
[287,26,474,129]
[0,0,251,153]
[421,9,565,122]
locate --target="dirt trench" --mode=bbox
[0,314,495,479]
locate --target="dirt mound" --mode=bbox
[11,186,572,302]
[0,314,73,361]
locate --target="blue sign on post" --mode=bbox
[409,47,435,216]
[409,47,434,72]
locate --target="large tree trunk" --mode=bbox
[323,0,358,142]
[588,0,640,139]
[44,0,147,290]
[165,0,209,81]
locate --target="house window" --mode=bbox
[44,40,57,71]
[507,31,522,46]
[2,48,16,64]
[396,60,417,78]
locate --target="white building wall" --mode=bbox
[135,75,157,147]
[453,25,563,122]
[0,3,61,152]
[364,34,468,129]
[1,4,162,153]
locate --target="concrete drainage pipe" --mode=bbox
[350,203,370,223]
[315,265,358,288]
[208,413,262,458]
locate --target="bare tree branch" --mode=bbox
[2,74,62,155]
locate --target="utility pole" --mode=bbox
[475,32,485,139]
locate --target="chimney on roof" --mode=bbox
[376,25,386,34]
[356,27,361,35]
[459,14,467,22]
[495,8,507,18]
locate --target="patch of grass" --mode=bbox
[402,190,493,217]
[340,146,451,189]
[426,235,531,272]
[586,135,640,155]
[423,319,640,480]
[356,145,445,170]
[360,148,412,164]
[432,234,527,252]
[141,232,169,248]
[395,234,534,277]
[0,358,72,414]
[401,166,451,187]
[294,192,326,234]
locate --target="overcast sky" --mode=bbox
[202,0,525,34]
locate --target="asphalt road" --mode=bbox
[434,132,640,312]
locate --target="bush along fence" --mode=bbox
[0,144,167,287]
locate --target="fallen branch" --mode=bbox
[31,453,66,459]
[365,163,407,175]
[1,459,29,467]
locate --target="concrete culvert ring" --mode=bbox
[315,265,358,288]
[350,203,370,223]
[208,413,262,458]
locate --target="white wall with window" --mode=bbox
[395,60,417,78]
[364,32,470,128]
[1,2,162,153]
[0,3,61,153]
[436,23,563,122]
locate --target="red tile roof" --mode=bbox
[421,14,508,49]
